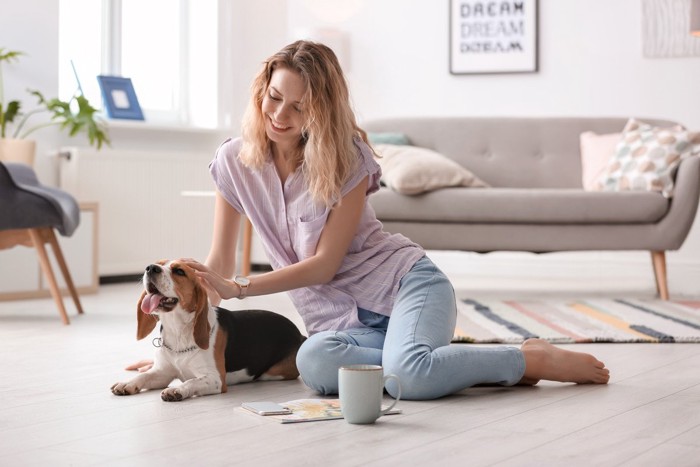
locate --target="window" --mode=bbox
[59,0,218,128]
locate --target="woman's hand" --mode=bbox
[182,258,241,300]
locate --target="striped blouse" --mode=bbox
[209,137,424,335]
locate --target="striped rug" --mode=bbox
[453,298,700,344]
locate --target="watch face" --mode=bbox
[236,276,250,287]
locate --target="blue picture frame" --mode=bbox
[96,75,145,120]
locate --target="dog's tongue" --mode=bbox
[141,293,163,314]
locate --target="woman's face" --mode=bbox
[261,67,306,151]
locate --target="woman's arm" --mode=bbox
[189,176,369,300]
[203,191,242,305]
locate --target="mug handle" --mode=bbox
[380,374,402,416]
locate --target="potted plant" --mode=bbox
[0,48,109,166]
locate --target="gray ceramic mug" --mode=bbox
[338,364,402,424]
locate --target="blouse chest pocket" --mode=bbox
[293,211,329,261]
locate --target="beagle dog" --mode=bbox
[111,260,305,402]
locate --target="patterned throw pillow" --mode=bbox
[595,119,700,198]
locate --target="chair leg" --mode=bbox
[28,228,70,325]
[44,228,84,315]
[651,250,670,300]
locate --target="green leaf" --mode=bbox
[0,48,24,63]
[3,100,20,122]
[2,51,109,149]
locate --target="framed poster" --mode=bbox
[450,0,539,74]
[96,75,145,120]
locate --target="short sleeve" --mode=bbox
[341,137,382,197]
[208,137,245,213]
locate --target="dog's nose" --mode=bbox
[146,264,162,275]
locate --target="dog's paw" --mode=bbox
[161,387,185,402]
[111,382,140,395]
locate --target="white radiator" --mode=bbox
[59,147,217,276]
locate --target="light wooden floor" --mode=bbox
[2,255,700,466]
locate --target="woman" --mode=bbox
[152,40,609,399]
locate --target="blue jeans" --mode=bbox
[296,256,526,400]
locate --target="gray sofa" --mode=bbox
[364,117,700,299]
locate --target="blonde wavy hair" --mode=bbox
[239,40,371,208]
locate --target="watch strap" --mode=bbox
[234,275,250,299]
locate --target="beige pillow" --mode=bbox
[374,144,489,195]
[579,131,621,191]
[594,119,700,198]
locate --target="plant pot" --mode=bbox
[0,138,36,166]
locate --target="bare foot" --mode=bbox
[516,375,541,386]
[519,338,610,385]
[125,359,154,373]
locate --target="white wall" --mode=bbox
[288,0,700,128]
[1,0,699,295]
[223,0,290,129]
[286,0,700,296]
[0,0,63,183]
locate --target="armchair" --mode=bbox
[0,161,83,324]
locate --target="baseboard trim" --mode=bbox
[100,274,141,285]
[427,250,700,297]
[95,254,698,296]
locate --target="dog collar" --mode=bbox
[152,322,216,354]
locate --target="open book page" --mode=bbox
[268,398,401,424]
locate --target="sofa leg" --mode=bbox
[651,251,670,300]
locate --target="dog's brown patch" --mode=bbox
[214,327,228,393]
[264,350,301,380]
[169,261,210,349]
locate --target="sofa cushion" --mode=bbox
[595,119,700,198]
[367,132,411,145]
[374,144,489,195]
[579,131,620,190]
[370,187,669,224]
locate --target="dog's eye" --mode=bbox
[173,267,186,276]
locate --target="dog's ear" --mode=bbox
[136,290,158,340]
[192,281,211,350]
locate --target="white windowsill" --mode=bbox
[103,118,229,135]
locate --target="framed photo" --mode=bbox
[449,0,538,75]
[96,75,145,120]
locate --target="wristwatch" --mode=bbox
[233,275,250,299]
